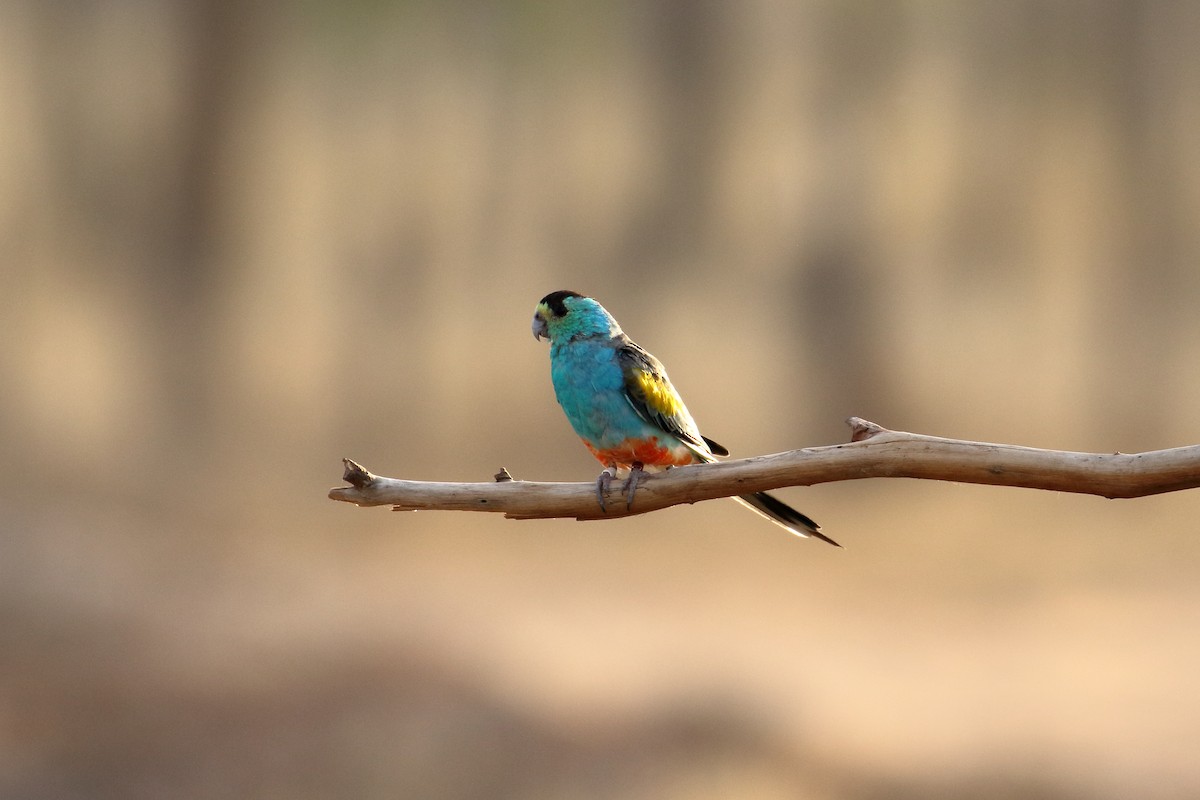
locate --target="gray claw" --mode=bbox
[623,462,645,510]
[595,467,617,513]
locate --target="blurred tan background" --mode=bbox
[3,1,1200,798]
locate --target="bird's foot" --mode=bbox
[595,466,617,513]
[623,462,645,510]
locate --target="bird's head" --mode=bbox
[532,290,622,342]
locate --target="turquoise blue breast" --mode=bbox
[549,338,668,450]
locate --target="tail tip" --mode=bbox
[809,529,843,548]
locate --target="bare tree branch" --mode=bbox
[328,418,1200,521]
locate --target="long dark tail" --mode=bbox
[734,491,841,547]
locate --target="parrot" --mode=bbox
[531,290,839,546]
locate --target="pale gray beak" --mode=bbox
[532,314,549,341]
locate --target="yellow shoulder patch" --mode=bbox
[633,369,682,418]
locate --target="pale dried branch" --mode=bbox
[327,418,1200,522]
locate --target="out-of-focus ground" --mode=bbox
[3,2,1200,798]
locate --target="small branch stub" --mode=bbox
[328,418,1200,524]
[847,417,885,442]
[342,459,376,490]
